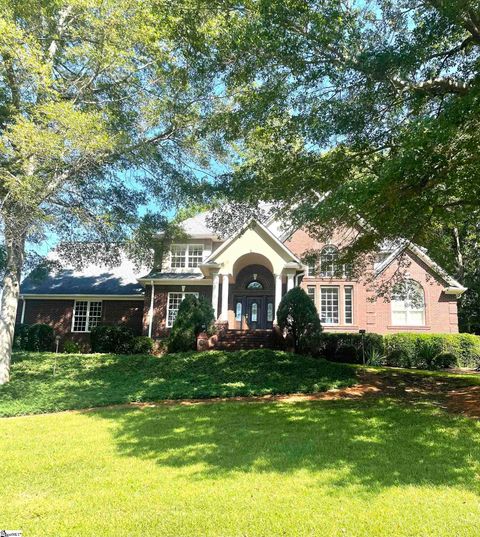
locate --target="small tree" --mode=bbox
[167,295,215,353]
[277,287,322,353]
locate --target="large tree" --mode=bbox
[196,0,480,327]
[0,0,215,383]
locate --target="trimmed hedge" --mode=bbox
[317,331,480,369]
[383,333,480,369]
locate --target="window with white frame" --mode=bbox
[72,300,102,332]
[320,287,339,324]
[170,245,187,268]
[170,244,204,269]
[166,291,199,327]
[306,262,316,277]
[320,246,339,277]
[391,280,425,326]
[307,286,316,302]
[344,286,353,324]
[188,245,204,268]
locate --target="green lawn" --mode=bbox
[0,350,356,416]
[3,398,480,536]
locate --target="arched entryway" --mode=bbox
[232,264,275,330]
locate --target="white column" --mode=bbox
[148,281,155,338]
[287,273,295,291]
[212,272,219,320]
[221,274,229,322]
[274,274,283,323]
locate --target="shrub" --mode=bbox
[167,295,215,353]
[90,325,135,354]
[431,352,457,370]
[63,340,81,354]
[315,332,384,364]
[131,336,154,354]
[276,287,322,353]
[334,344,358,364]
[25,324,55,352]
[384,333,480,370]
[13,324,30,350]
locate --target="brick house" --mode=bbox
[18,211,466,348]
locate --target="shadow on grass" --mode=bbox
[91,398,480,494]
[1,350,356,416]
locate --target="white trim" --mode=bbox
[169,243,205,270]
[203,218,303,266]
[137,278,212,286]
[320,286,340,325]
[390,279,426,327]
[71,299,103,333]
[374,241,466,294]
[166,290,199,328]
[20,294,144,300]
[344,285,353,325]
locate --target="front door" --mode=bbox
[233,296,275,330]
[247,297,263,330]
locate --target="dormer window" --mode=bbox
[170,244,204,269]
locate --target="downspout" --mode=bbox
[20,295,26,324]
[148,280,155,338]
[294,272,305,287]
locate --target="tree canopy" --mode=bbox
[187,0,480,329]
[0,0,217,382]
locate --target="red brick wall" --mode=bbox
[142,285,213,338]
[285,228,459,334]
[19,297,144,350]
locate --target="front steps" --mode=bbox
[209,329,282,351]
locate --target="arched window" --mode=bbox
[246,281,263,289]
[320,246,339,277]
[391,280,425,326]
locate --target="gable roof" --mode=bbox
[203,218,303,266]
[374,240,466,294]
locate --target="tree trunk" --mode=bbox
[0,231,25,384]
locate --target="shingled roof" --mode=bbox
[20,257,145,296]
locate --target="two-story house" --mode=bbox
[18,210,466,348]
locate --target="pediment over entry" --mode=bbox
[200,219,303,277]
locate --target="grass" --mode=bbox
[3,397,480,536]
[0,349,356,416]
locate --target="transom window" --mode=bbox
[391,280,425,326]
[72,300,102,332]
[246,281,263,289]
[320,287,339,324]
[167,291,199,327]
[170,244,204,269]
